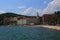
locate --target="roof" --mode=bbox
[43,14,55,17]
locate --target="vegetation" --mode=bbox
[0,12,23,25]
[38,17,43,24]
[54,11,60,25]
[0,11,60,25]
[0,12,23,18]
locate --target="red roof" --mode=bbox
[43,14,55,17]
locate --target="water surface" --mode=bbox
[0,26,60,40]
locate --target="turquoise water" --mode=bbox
[0,26,60,40]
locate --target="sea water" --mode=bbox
[0,26,60,40]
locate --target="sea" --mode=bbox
[0,25,60,40]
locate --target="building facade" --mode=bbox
[42,14,56,25]
[17,16,39,25]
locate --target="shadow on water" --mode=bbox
[0,26,60,40]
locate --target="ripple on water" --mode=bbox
[0,26,59,40]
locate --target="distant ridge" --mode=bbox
[0,12,23,18]
[0,12,39,18]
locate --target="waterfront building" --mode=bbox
[17,18,27,25]
[17,16,38,25]
[2,17,17,25]
[42,14,56,25]
[0,12,39,25]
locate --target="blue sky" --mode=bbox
[0,0,60,16]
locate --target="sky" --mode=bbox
[0,0,60,16]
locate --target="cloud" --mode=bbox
[20,7,42,16]
[21,0,60,16]
[20,0,60,16]
[32,8,42,16]
[21,7,33,15]
[42,0,60,14]
[0,9,6,14]
[18,6,26,9]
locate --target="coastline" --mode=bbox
[36,25,60,30]
[0,25,60,30]
[23,25,60,30]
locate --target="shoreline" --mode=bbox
[23,25,60,30]
[19,25,60,30]
[36,25,60,30]
[0,25,60,30]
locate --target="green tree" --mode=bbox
[38,17,42,24]
[54,11,60,25]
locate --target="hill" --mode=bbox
[0,12,24,18]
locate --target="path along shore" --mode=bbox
[36,25,60,30]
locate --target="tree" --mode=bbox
[54,11,60,25]
[38,17,43,24]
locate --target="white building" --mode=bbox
[17,19,27,25]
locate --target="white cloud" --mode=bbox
[32,8,42,16]
[21,7,33,15]
[0,9,6,14]
[20,0,60,16]
[18,6,26,9]
[42,0,60,14]
[21,7,42,16]
[19,0,60,16]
